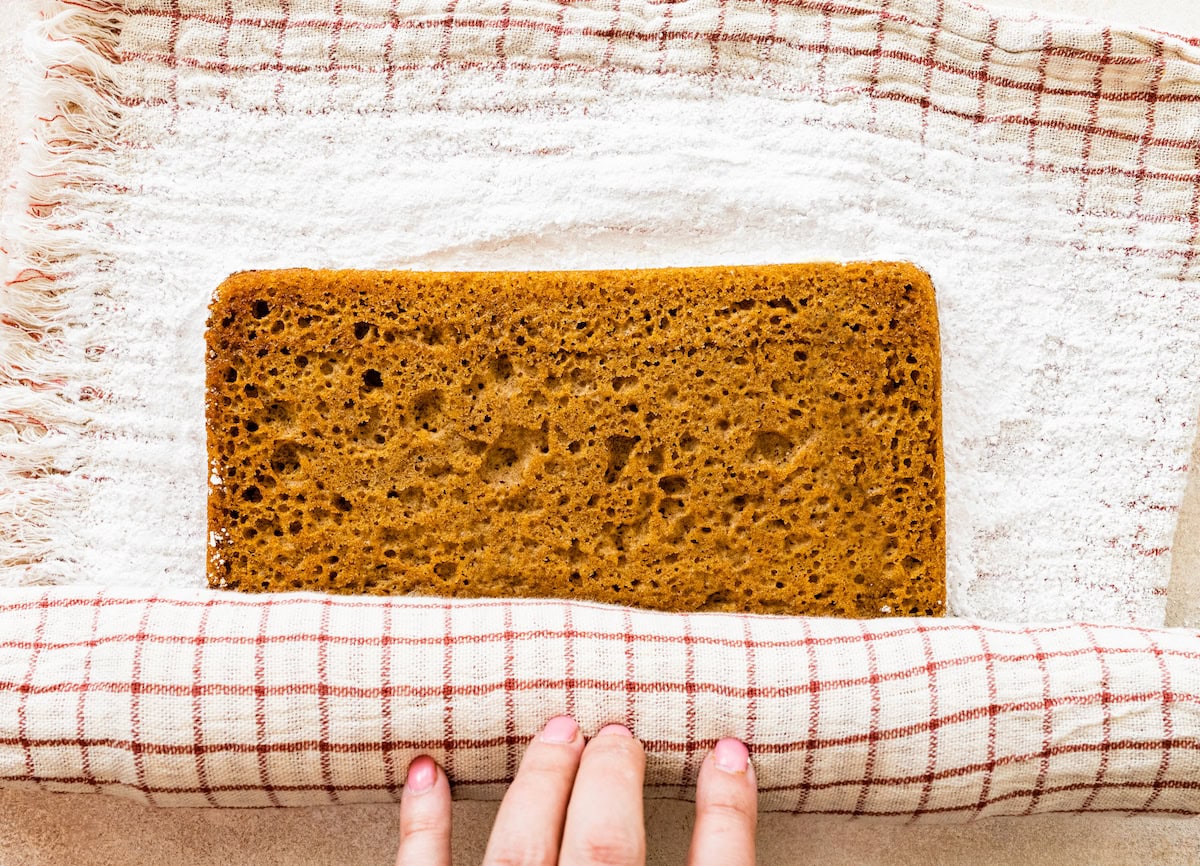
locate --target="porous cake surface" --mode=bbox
[207,264,944,617]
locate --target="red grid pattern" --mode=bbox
[108,0,1200,272]
[3,589,1198,815]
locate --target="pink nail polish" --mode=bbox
[714,738,749,774]
[540,715,579,744]
[597,723,633,738]
[406,756,437,794]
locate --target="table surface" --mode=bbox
[1,1,1198,864]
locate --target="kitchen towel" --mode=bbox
[1,0,1198,817]
[2,587,1199,816]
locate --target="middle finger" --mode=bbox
[482,715,586,865]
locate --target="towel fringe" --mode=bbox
[0,1,126,577]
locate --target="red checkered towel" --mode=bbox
[2,588,1199,815]
[1,0,1199,817]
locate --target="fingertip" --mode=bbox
[540,714,581,745]
[405,754,439,794]
[689,742,757,866]
[697,739,757,816]
[584,724,645,766]
[397,756,451,866]
[713,738,750,774]
[595,723,634,738]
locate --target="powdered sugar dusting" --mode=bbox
[3,0,1199,627]
[21,88,1193,624]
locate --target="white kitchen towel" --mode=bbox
[2,587,1199,816]
[1,0,1199,817]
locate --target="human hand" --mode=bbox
[395,717,757,865]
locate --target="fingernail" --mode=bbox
[406,755,437,794]
[540,715,579,744]
[714,738,749,774]
[597,723,633,738]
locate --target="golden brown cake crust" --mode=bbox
[206,263,945,617]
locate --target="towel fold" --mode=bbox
[3,588,1199,815]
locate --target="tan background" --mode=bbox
[2,0,1199,862]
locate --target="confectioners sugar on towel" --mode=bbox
[2,0,1199,625]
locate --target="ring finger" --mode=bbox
[559,724,646,866]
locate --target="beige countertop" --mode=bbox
[1,1,1197,863]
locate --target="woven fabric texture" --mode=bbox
[0,0,1198,818]
[2,588,1199,816]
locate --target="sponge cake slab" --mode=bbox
[206,263,944,617]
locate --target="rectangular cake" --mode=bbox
[206,263,944,616]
